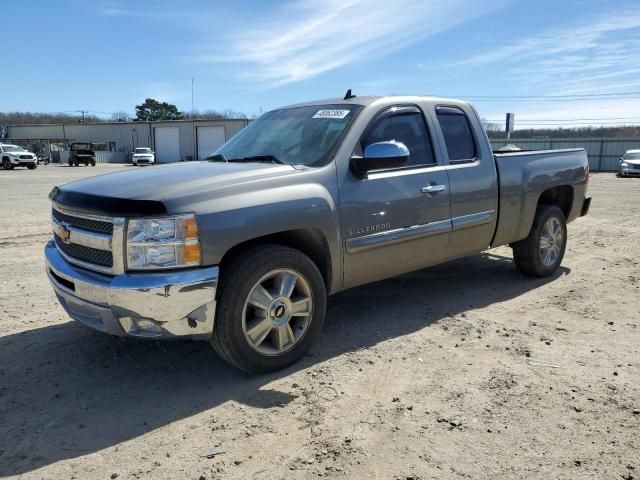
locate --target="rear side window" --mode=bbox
[436,106,476,162]
[363,109,436,168]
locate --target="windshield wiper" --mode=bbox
[228,155,285,164]
[206,153,227,162]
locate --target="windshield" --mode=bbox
[72,144,91,150]
[2,145,24,153]
[135,148,151,154]
[215,104,363,166]
[624,152,640,160]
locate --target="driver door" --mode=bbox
[339,105,452,289]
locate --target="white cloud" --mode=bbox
[451,7,640,95]
[199,0,508,88]
[139,82,188,104]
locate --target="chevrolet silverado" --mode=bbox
[45,95,591,372]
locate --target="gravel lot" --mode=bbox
[0,165,638,480]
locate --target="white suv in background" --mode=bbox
[132,147,156,166]
[1,144,37,170]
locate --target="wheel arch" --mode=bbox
[536,185,574,219]
[217,228,333,298]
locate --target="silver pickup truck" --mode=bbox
[45,95,591,372]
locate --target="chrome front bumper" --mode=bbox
[45,240,218,339]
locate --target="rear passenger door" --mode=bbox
[433,105,499,259]
[339,105,452,289]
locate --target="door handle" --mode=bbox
[421,184,447,196]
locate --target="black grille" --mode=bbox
[52,209,113,235]
[54,235,113,268]
[19,155,33,160]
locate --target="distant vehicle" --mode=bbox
[496,144,522,152]
[37,153,50,165]
[69,143,96,167]
[618,150,640,177]
[45,95,591,373]
[0,144,37,170]
[132,147,155,166]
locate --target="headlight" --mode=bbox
[126,214,201,270]
[621,162,629,167]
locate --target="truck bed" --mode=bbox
[491,148,589,247]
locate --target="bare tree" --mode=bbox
[110,111,131,122]
[181,108,249,120]
[481,117,502,134]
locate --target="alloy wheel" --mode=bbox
[242,269,313,355]
[539,217,564,267]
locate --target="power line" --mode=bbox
[467,96,640,102]
[486,116,640,122]
[491,122,640,126]
[462,91,640,99]
[435,91,640,102]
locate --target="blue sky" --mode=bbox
[3,0,640,128]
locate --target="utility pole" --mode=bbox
[505,113,515,143]
[191,78,194,114]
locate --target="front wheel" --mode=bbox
[27,164,37,170]
[2,159,13,170]
[211,245,326,373]
[513,205,567,277]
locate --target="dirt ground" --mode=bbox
[0,165,638,480]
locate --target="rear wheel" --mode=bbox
[513,205,567,277]
[211,245,326,373]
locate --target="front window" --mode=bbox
[215,104,363,166]
[2,145,25,153]
[362,107,436,168]
[72,143,92,151]
[623,152,640,160]
[135,148,152,154]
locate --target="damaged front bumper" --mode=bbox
[44,240,218,339]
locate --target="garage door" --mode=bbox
[197,126,226,160]
[154,127,180,163]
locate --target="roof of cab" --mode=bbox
[278,95,471,110]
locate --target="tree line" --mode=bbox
[481,119,640,139]
[0,98,249,127]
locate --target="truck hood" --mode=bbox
[51,161,300,215]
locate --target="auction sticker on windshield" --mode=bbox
[312,109,351,119]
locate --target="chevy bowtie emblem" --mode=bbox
[59,223,71,242]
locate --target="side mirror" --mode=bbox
[351,141,410,176]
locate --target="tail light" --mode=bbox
[585,162,590,192]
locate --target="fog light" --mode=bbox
[119,317,163,337]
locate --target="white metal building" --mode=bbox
[5,119,249,164]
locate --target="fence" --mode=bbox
[490,138,640,171]
[59,151,126,164]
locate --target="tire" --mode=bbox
[513,205,567,277]
[211,245,327,373]
[90,161,96,166]
[27,164,37,170]
[2,158,13,170]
